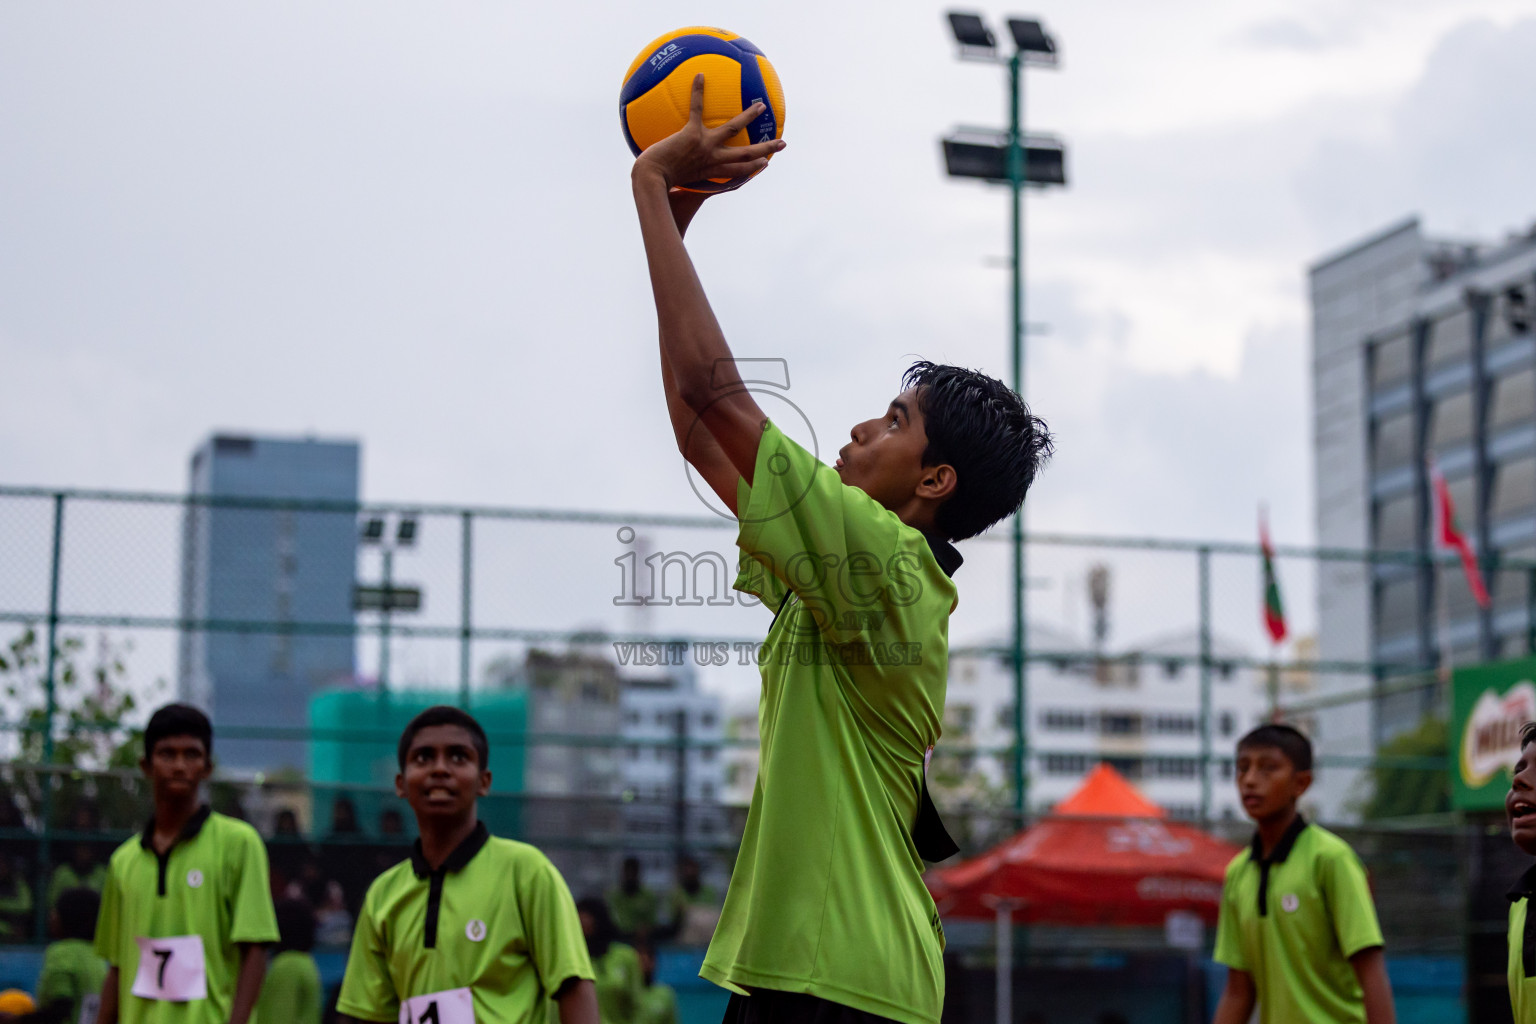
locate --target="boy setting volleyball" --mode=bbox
[629,49,1052,1024]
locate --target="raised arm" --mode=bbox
[631,74,786,508]
[657,191,739,509]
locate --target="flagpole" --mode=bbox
[1438,558,1453,685]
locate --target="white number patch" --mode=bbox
[131,935,207,1002]
[398,987,473,1024]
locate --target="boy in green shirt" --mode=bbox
[1212,725,1396,1024]
[630,78,1052,1024]
[34,888,107,1024]
[254,900,322,1024]
[633,942,676,1024]
[1504,722,1536,1020]
[336,706,597,1024]
[605,859,657,940]
[94,704,279,1024]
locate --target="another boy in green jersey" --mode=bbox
[605,859,657,940]
[254,900,322,1024]
[633,942,676,1024]
[1212,725,1396,1024]
[1504,723,1536,1020]
[336,707,597,1024]
[34,888,107,1024]
[95,704,278,1024]
[631,78,1052,1024]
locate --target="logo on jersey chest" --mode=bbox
[1280,893,1300,913]
[464,919,486,942]
[186,869,203,889]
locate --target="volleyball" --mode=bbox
[619,27,786,194]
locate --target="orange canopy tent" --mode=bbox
[926,764,1242,927]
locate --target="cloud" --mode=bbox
[1237,18,1336,52]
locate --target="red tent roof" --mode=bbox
[926,764,1242,926]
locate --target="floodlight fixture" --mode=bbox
[941,129,1067,186]
[1007,18,1055,55]
[360,517,385,543]
[396,517,418,546]
[947,12,996,51]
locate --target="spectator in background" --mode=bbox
[47,843,107,910]
[322,797,367,915]
[255,899,322,1024]
[576,898,642,1024]
[313,881,353,949]
[633,940,677,1024]
[0,854,33,943]
[267,808,312,899]
[367,808,410,882]
[378,808,404,837]
[656,856,719,947]
[33,888,107,1024]
[606,857,657,940]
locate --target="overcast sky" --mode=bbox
[5,1,1536,691]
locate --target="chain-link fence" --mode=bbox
[0,484,1518,993]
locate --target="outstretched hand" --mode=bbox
[633,73,785,190]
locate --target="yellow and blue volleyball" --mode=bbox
[620,27,785,194]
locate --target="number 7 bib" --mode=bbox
[131,935,207,1002]
[398,987,473,1024]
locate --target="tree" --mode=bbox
[1356,715,1450,821]
[2,626,164,827]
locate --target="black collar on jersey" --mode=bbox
[1247,814,1307,917]
[920,532,963,578]
[1507,866,1536,975]
[409,820,490,949]
[138,804,212,898]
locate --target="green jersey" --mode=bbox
[50,863,110,908]
[591,943,642,1024]
[636,983,677,1024]
[255,951,321,1024]
[1508,868,1536,1022]
[95,807,279,1024]
[604,888,658,936]
[0,872,33,941]
[36,937,108,1024]
[1213,818,1384,1024]
[701,422,958,1024]
[338,823,593,1024]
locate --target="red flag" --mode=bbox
[1259,509,1287,644]
[1429,457,1491,609]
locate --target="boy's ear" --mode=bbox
[139,755,151,778]
[395,773,407,800]
[478,770,492,797]
[917,463,957,502]
[1293,768,1314,798]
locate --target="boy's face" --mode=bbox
[1507,741,1536,854]
[1235,743,1311,823]
[140,735,212,801]
[836,388,952,514]
[395,724,490,823]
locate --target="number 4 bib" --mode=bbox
[131,935,207,1002]
[398,988,473,1024]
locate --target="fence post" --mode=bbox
[35,492,65,940]
[674,708,689,867]
[1527,565,1536,656]
[1198,545,1213,825]
[459,511,473,708]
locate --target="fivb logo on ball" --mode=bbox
[648,42,683,73]
[1460,680,1536,788]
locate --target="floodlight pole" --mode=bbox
[380,546,394,711]
[1007,49,1030,822]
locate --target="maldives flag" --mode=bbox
[1429,456,1491,609]
[1260,510,1287,644]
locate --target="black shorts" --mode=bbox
[722,990,900,1024]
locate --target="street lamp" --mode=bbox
[356,515,423,707]
[940,12,1065,827]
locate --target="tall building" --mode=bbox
[945,623,1269,821]
[1310,216,1536,815]
[177,434,360,772]
[618,654,728,894]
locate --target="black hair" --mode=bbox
[576,896,617,958]
[54,887,99,941]
[1522,722,1536,750]
[144,703,213,760]
[274,898,316,953]
[397,706,489,770]
[1236,723,1313,772]
[902,361,1053,541]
